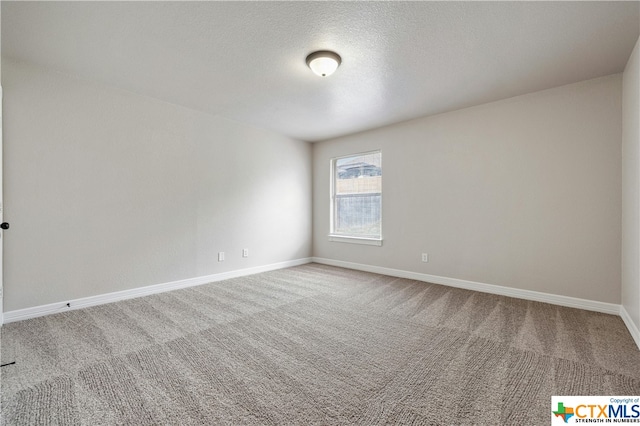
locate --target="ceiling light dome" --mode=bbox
[306,51,341,77]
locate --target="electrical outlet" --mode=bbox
[421,253,429,263]
[242,248,249,258]
[218,252,225,262]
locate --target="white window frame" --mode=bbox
[329,150,382,246]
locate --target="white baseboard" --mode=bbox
[620,305,640,350]
[312,257,621,315]
[3,257,312,324]
[313,257,640,350]
[6,256,638,351]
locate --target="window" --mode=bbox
[330,151,382,245]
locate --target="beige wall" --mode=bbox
[2,58,312,311]
[313,75,622,304]
[622,37,640,330]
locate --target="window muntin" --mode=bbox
[330,151,382,241]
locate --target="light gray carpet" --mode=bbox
[1,263,639,425]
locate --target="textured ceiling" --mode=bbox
[2,1,639,142]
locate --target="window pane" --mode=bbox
[333,152,381,238]
[335,194,381,236]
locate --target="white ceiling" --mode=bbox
[2,1,639,142]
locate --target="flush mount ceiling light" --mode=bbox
[306,50,341,77]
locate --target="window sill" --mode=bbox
[328,235,383,246]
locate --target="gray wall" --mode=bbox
[622,36,640,330]
[2,58,312,311]
[313,75,622,304]
[1,54,628,312]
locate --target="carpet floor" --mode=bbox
[1,263,639,425]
